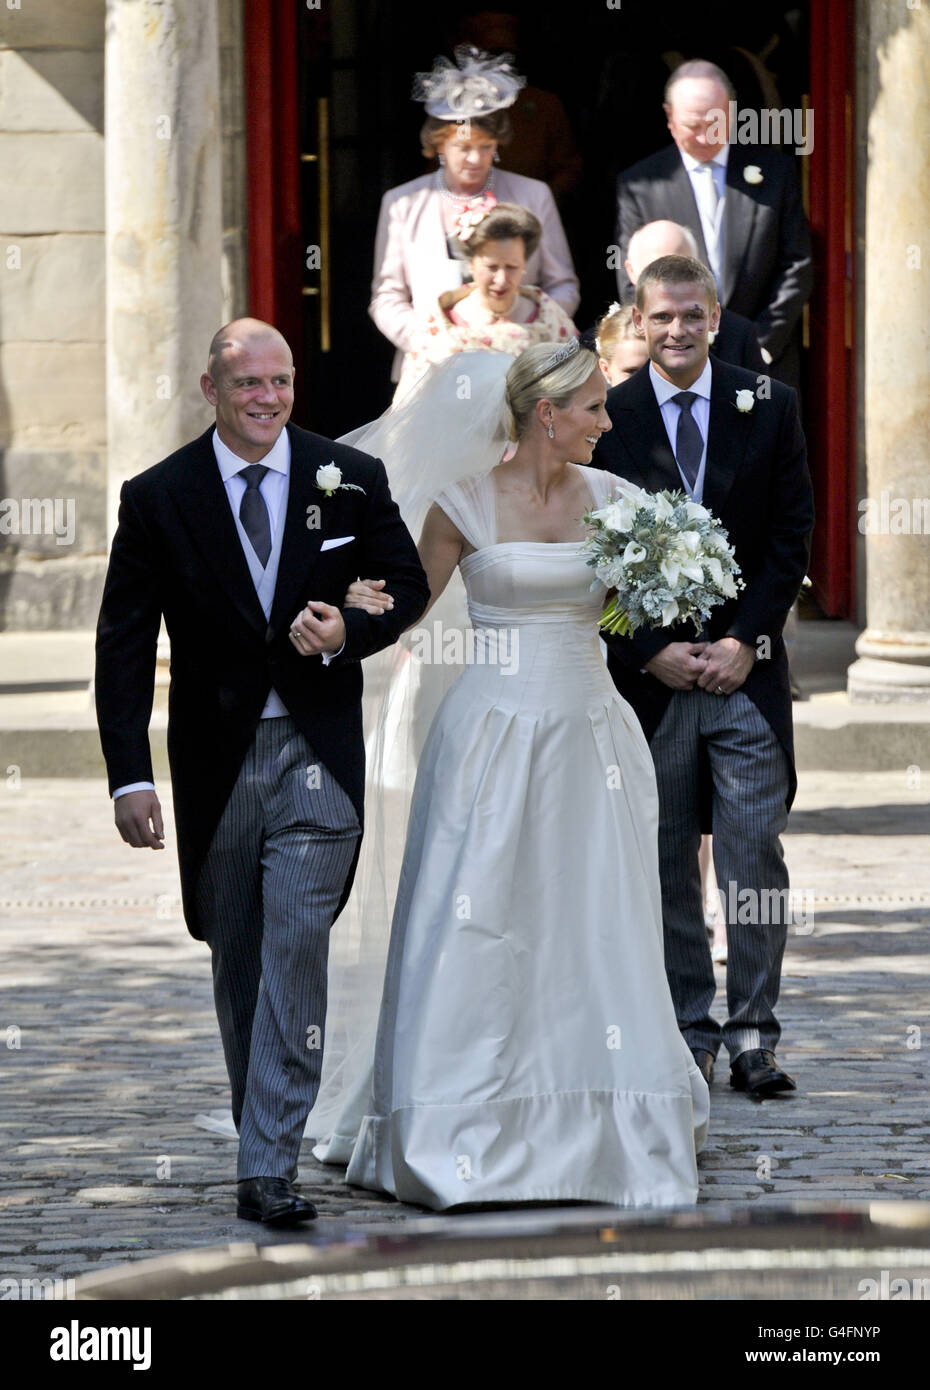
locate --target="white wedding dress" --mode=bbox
[327,464,709,1209]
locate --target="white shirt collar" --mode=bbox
[680,144,729,176]
[649,357,713,408]
[212,425,290,481]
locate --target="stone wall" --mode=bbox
[0,0,107,630]
[0,0,246,631]
[219,0,248,323]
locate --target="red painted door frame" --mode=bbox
[806,0,855,617]
[244,0,303,384]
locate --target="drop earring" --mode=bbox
[493,150,500,163]
[438,153,446,167]
[547,421,554,439]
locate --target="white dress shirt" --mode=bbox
[649,359,713,502]
[680,145,729,284]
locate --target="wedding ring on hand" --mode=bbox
[715,685,724,695]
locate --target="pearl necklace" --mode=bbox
[436,169,496,203]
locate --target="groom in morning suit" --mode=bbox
[592,257,814,1097]
[95,319,429,1224]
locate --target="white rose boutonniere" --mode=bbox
[734,389,755,413]
[743,165,763,185]
[315,462,365,497]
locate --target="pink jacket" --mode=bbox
[370,169,580,378]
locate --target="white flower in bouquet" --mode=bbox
[582,485,744,636]
[601,491,647,534]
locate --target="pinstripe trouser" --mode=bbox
[650,688,791,1061]
[195,716,361,1182]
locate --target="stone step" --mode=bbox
[2,702,930,776]
[2,624,929,775]
[793,698,930,771]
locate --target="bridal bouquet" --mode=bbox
[582,486,744,636]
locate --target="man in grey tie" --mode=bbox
[95,319,429,1223]
[593,256,814,1098]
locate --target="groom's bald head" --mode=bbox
[206,318,293,384]
[200,318,295,462]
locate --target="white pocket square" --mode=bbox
[320,535,355,551]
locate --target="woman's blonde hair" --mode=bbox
[505,341,597,440]
[594,303,638,358]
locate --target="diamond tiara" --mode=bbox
[524,337,582,388]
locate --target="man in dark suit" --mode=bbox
[593,256,814,1097]
[616,60,812,391]
[624,218,766,374]
[95,319,429,1224]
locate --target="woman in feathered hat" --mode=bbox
[369,46,580,388]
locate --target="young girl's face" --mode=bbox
[599,337,649,386]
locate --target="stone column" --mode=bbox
[105,0,223,534]
[847,0,930,701]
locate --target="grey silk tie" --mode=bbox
[672,391,703,491]
[238,464,272,567]
[693,162,722,283]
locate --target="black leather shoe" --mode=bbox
[690,1048,715,1084]
[237,1177,317,1226]
[730,1049,796,1098]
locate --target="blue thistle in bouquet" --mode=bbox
[582,483,744,636]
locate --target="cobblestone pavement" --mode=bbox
[1,770,928,1286]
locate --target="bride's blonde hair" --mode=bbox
[506,341,598,440]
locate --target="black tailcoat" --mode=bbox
[95,422,430,938]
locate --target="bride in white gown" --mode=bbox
[317,342,709,1209]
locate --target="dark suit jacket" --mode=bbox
[95,422,430,939]
[592,358,814,811]
[711,307,765,374]
[616,143,812,389]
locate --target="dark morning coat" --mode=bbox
[591,357,814,812]
[616,143,812,389]
[95,422,430,939]
[711,307,765,374]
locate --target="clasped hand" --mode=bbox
[343,579,394,616]
[288,600,347,656]
[645,636,755,694]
